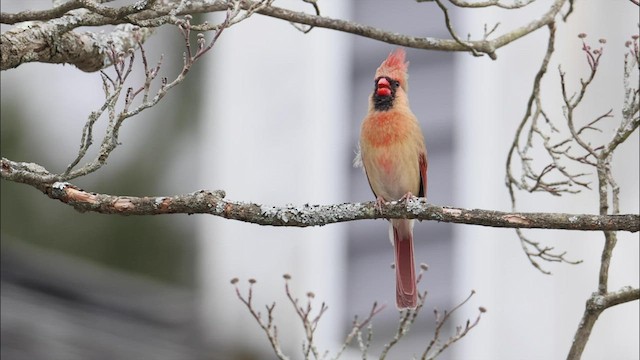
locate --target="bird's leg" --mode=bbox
[375,196,387,213]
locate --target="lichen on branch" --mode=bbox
[1,161,638,233]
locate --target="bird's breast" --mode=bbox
[361,111,410,147]
[360,110,422,201]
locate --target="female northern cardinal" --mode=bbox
[358,48,428,309]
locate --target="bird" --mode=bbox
[358,48,428,310]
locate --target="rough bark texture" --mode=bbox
[1,160,636,232]
[1,0,566,71]
[0,24,102,72]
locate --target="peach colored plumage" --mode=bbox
[358,48,428,309]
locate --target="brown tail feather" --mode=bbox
[392,220,417,309]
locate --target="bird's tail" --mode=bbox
[391,219,417,309]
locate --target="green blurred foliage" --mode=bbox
[0,28,208,287]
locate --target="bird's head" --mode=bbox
[372,48,409,111]
[375,48,409,92]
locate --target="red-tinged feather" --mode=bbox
[376,48,409,91]
[393,220,417,309]
[361,112,403,147]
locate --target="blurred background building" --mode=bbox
[1,1,638,359]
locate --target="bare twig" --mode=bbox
[2,0,567,70]
[235,267,485,359]
[379,306,421,359]
[288,0,320,34]
[505,29,639,276]
[379,266,430,359]
[333,302,386,359]
[232,278,289,360]
[505,22,588,272]
[59,14,228,179]
[604,35,640,159]
[12,4,254,182]
[421,290,486,360]
[562,34,640,360]
[559,36,606,159]
[433,0,482,57]
[235,274,386,360]
[283,277,328,359]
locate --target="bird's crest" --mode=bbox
[375,48,409,91]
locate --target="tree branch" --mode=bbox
[566,34,640,360]
[0,20,154,72]
[248,0,566,60]
[588,286,640,310]
[0,0,160,72]
[443,0,536,9]
[504,22,588,272]
[0,0,159,24]
[2,159,638,232]
[567,286,640,360]
[1,0,566,71]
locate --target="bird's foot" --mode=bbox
[399,192,415,204]
[374,196,386,213]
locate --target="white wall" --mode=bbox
[453,2,638,359]
[197,1,352,356]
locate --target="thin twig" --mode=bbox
[422,290,485,360]
[505,22,585,272]
[566,34,640,360]
[1,0,568,69]
[433,0,482,57]
[232,278,290,360]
